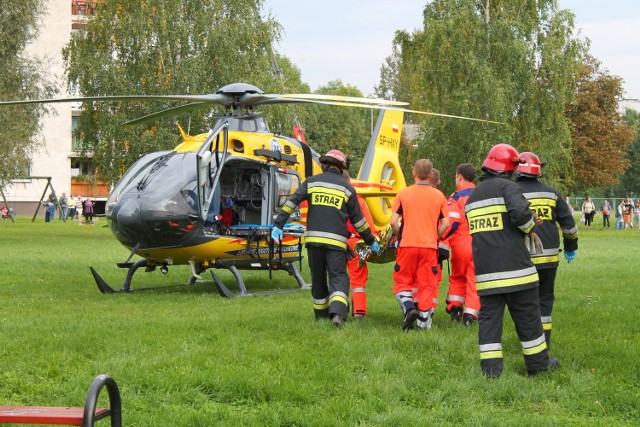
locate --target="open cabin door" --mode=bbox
[271,168,302,224]
[196,121,229,222]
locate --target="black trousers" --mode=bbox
[538,268,557,346]
[307,245,350,320]
[479,287,549,376]
[584,212,593,226]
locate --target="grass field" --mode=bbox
[0,216,639,426]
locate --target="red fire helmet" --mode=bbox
[515,151,544,177]
[319,149,348,169]
[482,144,522,173]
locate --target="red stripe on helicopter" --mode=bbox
[352,182,394,191]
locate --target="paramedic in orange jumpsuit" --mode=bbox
[343,171,377,318]
[442,163,480,326]
[390,159,449,331]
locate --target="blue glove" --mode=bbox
[271,227,283,243]
[370,241,381,255]
[564,250,576,263]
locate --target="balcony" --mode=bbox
[71,177,110,198]
[72,136,93,152]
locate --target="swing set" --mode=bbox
[1,176,66,223]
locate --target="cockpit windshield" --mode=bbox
[106,151,217,220]
[106,151,169,217]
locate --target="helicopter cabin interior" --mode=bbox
[210,157,301,232]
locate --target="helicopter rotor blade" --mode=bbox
[123,96,411,127]
[0,94,233,107]
[278,94,409,106]
[263,99,504,125]
[287,100,505,125]
[0,82,503,125]
[394,107,504,124]
[122,97,503,126]
[123,103,212,127]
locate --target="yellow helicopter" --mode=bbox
[1,82,495,297]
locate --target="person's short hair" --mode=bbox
[413,159,433,180]
[456,163,476,182]
[429,168,441,185]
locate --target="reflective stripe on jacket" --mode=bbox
[516,178,578,269]
[274,168,375,250]
[465,174,538,295]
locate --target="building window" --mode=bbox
[22,162,32,178]
[72,0,99,16]
[72,116,93,151]
[71,158,93,176]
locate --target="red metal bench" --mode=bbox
[0,374,122,426]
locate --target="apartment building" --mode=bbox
[5,1,108,216]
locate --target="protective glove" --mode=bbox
[524,232,544,255]
[564,250,576,263]
[271,227,283,243]
[370,241,381,255]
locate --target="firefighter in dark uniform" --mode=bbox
[515,152,578,348]
[271,149,380,327]
[465,144,559,377]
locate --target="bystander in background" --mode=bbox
[75,196,83,220]
[623,198,633,229]
[581,196,596,226]
[615,199,624,230]
[58,193,68,220]
[601,200,611,228]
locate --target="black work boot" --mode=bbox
[402,308,419,331]
[528,358,560,376]
[447,305,463,322]
[481,359,503,379]
[331,314,345,328]
[482,369,502,379]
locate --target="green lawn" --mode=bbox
[0,217,638,425]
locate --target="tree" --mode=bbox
[63,0,305,183]
[375,40,404,102]
[565,56,635,192]
[610,109,640,195]
[379,0,585,195]
[301,80,372,171]
[0,0,57,185]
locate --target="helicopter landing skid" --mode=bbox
[90,258,309,297]
[211,262,310,298]
[90,258,150,293]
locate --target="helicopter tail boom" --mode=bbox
[356,109,407,228]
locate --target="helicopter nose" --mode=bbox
[110,195,144,246]
[116,195,142,227]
